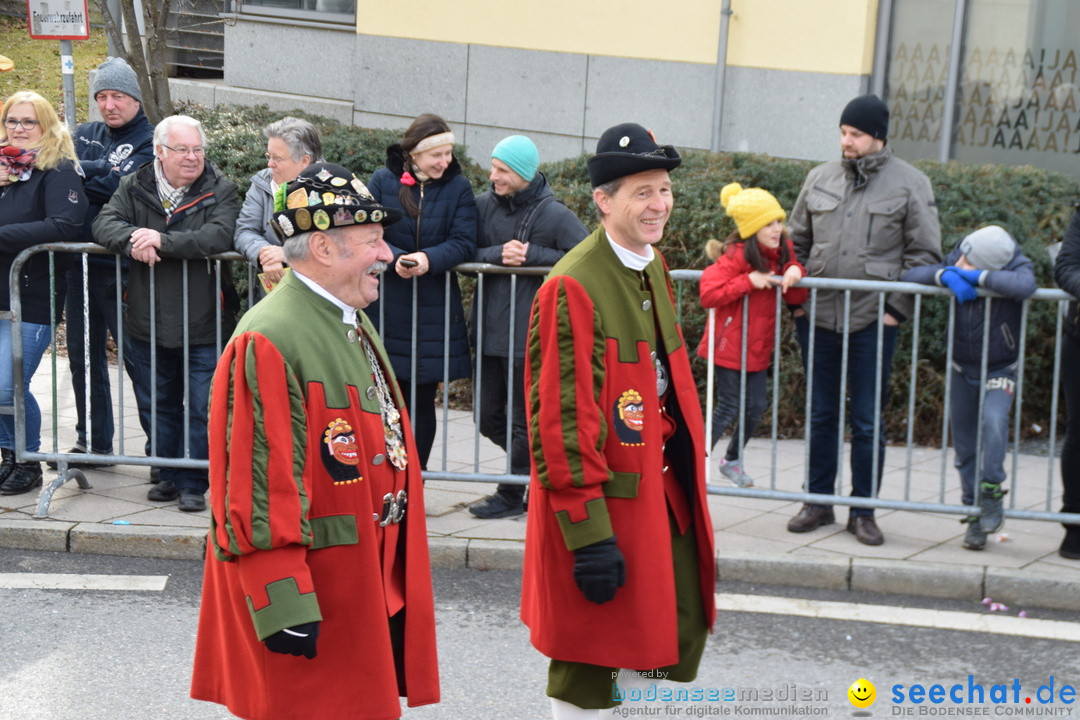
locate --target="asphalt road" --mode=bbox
[2,550,1079,719]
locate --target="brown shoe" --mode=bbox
[787,504,835,533]
[847,515,884,546]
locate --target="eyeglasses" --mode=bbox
[4,119,40,130]
[163,145,205,157]
[264,153,291,164]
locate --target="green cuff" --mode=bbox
[556,496,614,551]
[246,576,322,641]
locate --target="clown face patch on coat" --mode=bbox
[320,417,363,484]
[614,389,645,446]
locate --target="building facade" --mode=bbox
[169,0,1080,178]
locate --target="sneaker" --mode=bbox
[469,492,525,519]
[178,489,207,512]
[962,516,987,551]
[978,482,1006,534]
[147,480,179,502]
[0,461,43,495]
[718,458,753,488]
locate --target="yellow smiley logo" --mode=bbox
[848,678,876,708]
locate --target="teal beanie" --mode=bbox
[491,135,539,182]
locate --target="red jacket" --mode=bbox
[522,229,716,670]
[696,238,808,372]
[192,276,438,720]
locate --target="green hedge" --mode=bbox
[188,103,1078,446]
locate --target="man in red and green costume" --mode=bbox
[191,163,438,720]
[522,124,717,719]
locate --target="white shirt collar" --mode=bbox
[606,231,654,271]
[292,270,359,325]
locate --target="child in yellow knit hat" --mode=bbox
[697,183,808,486]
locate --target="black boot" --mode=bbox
[0,448,15,485]
[1060,526,1080,560]
[0,461,42,495]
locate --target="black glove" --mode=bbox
[572,536,626,604]
[264,621,320,659]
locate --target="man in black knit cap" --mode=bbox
[786,94,942,546]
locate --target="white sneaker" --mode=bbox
[719,458,753,487]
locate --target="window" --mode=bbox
[237,0,356,24]
[886,0,1080,179]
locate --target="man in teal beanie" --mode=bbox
[469,134,587,519]
[491,135,539,185]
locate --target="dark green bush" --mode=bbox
[185,102,1078,445]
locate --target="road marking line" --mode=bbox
[717,592,1080,642]
[0,573,168,591]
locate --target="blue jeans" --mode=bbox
[65,261,124,454]
[797,318,898,517]
[950,366,1014,507]
[710,366,768,461]
[124,336,216,494]
[0,319,53,453]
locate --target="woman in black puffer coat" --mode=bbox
[367,114,477,469]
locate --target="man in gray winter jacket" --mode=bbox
[787,94,942,546]
[469,135,588,519]
[93,115,239,512]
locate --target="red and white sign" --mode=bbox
[26,0,90,40]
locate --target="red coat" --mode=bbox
[191,275,438,720]
[522,228,716,670]
[696,238,808,372]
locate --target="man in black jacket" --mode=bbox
[63,57,154,468]
[469,135,588,519]
[93,115,239,512]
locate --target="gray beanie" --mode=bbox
[958,225,1015,271]
[91,57,142,103]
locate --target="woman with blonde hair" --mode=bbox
[0,91,86,495]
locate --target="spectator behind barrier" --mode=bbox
[92,115,239,512]
[903,225,1036,550]
[364,113,477,470]
[233,116,322,296]
[0,91,86,496]
[697,183,808,489]
[58,57,154,470]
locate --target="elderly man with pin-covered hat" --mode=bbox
[191,162,439,720]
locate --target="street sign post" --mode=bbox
[26,0,90,129]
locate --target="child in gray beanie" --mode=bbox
[902,226,1036,550]
[91,57,142,102]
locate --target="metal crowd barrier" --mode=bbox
[10,245,1080,527]
[8,243,238,518]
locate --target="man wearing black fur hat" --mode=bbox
[192,163,439,719]
[522,124,716,719]
[788,94,942,546]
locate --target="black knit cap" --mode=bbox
[587,122,681,188]
[270,162,401,241]
[839,94,890,140]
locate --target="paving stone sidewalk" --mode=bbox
[2,356,1079,613]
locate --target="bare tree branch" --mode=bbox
[91,0,174,124]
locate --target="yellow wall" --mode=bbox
[358,0,724,65]
[726,0,879,74]
[357,0,878,75]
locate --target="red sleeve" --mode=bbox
[699,249,753,308]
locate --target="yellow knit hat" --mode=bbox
[720,183,786,240]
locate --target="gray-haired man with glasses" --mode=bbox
[92,114,239,512]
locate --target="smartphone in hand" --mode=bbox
[400,258,419,268]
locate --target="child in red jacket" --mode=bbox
[697,183,808,486]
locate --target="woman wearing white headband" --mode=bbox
[366,113,477,469]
